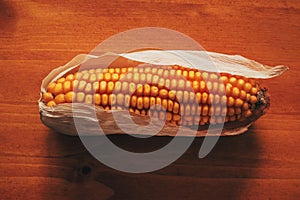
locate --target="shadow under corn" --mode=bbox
[44,125,261,200]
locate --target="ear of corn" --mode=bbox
[42,65,269,127]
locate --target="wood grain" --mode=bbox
[0,0,299,199]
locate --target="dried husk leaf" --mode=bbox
[39,50,288,136]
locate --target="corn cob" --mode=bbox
[42,65,269,127]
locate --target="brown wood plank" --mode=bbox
[0,0,299,199]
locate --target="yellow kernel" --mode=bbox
[111,73,119,82]
[65,91,74,103]
[146,74,152,83]
[136,84,143,96]
[85,83,92,93]
[167,99,173,112]
[159,112,165,121]
[227,97,235,107]
[183,91,189,104]
[104,73,111,81]
[185,105,191,116]
[246,93,251,101]
[47,100,56,107]
[173,114,181,121]
[152,75,159,84]
[251,87,258,95]
[240,90,247,100]
[54,94,65,104]
[178,79,185,90]
[156,97,162,111]
[202,72,209,80]
[137,97,143,110]
[221,76,228,84]
[99,81,107,94]
[189,70,195,80]
[63,80,72,94]
[116,94,124,105]
[243,110,252,118]
[159,89,168,99]
[115,68,120,74]
[195,71,201,81]
[144,97,150,109]
[250,95,257,104]
[219,84,225,94]
[225,83,232,96]
[199,81,206,92]
[124,95,131,108]
[221,95,227,105]
[232,87,240,98]
[42,92,54,103]
[109,94,116,106]
[47,82,56,94]
[108,68,114,74]
[176,91,183,102]
[196,92,201,104]
[192,81,199,93]
[202,105,209,116]
[130,95,137,108]
[236,78,244,88]
[212,82,219,93]
[144,84,151,96]
[162,99,168,110]
[57,77,65,83]
[121,82,129,93]
[66,74,74,81]
[97,73,104,81]
[166,112,172,121]
[202,92,208,104]
[244,82,252,92]
[85,94,93,104]
[78,80,86,91]
[151,86,159,97]
[149,97,156,107]
[82,73,90,81]
[72,80,79,90]
[53,82,63,95]
[163,70,169,78]
[206,81,212,91]
[173,102,180,114]
[214,94,220,104]
[215,106,221,116]
[228,107,235,116]
[75,72,83,80]
[107,81,114,94]
[76,92,85,102]
[168,90,176,100]
[208,93,213,104]
[102,94,109,106]
[229,77,237,85]
[92,82,99,93]
[235,107,242,115]
[208,106,214,116]
[94,94,101,105]
[242,102,249,110]
[170,79,177,89]
[235,98,244,107]
[89,74,97,82]
[141,110,147,116]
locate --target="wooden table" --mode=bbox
[0,0,299,199]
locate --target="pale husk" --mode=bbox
[39,50,288,136]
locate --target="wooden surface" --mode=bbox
[0,0,299,199]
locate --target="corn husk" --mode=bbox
[39,50,288,136]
